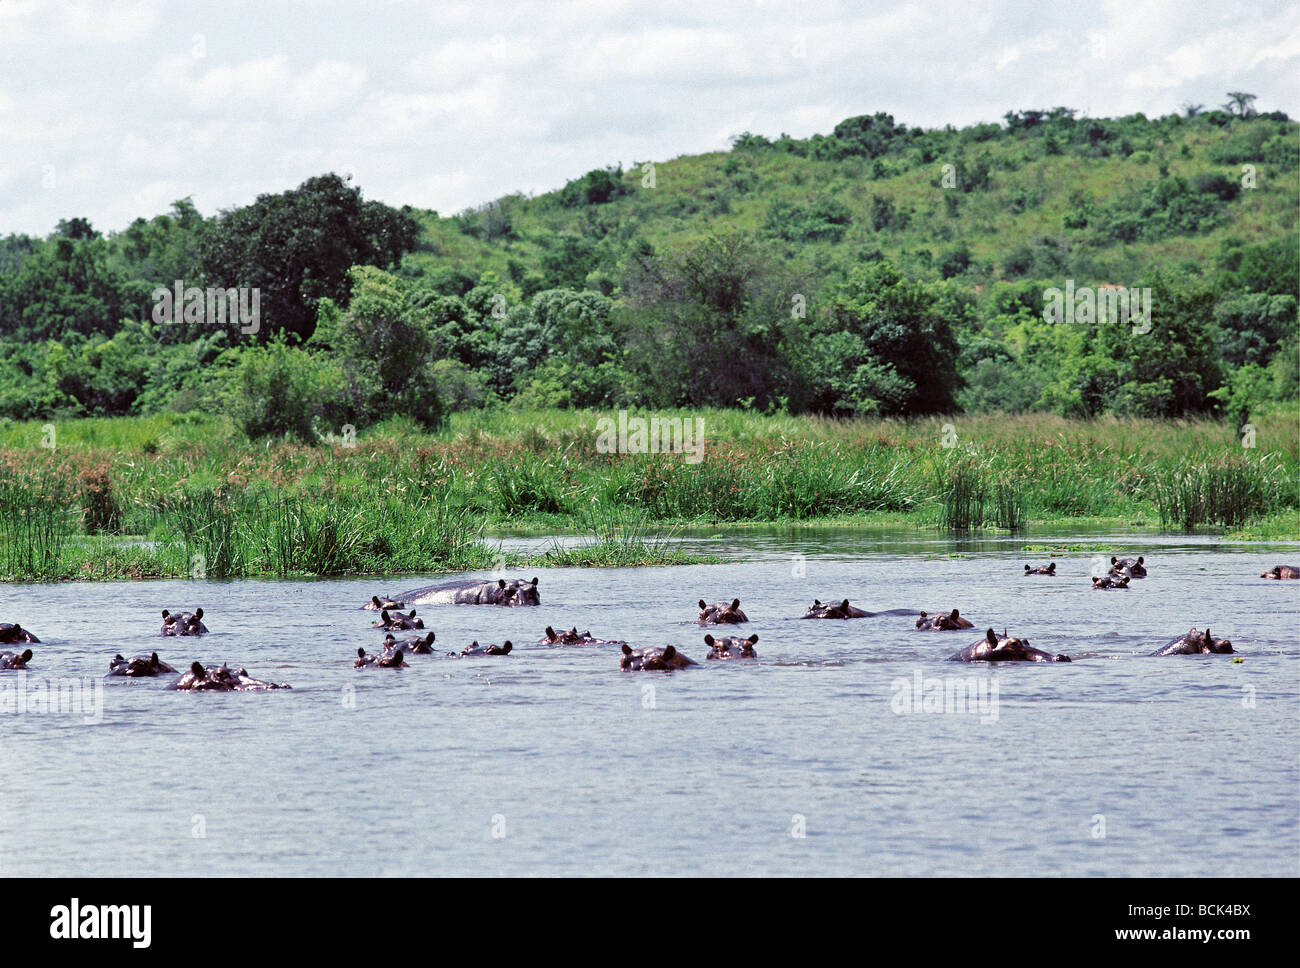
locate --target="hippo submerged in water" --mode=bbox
[1091,575,1130,589]
[1261,565,1300,580]
[704,633,758,660]
[949,628,1071,663]
[1110,556,1147,579]
[371,577,540,608]
[460,640,513,656]
[0,623,39,644]
[620,644,695,671]
[161,609,208,636]
[374,609,424,631]
[1150,627,1234,656]
[698,599,749,625]
[0,649,33,670]
[914,609,974,630]
[108,652,177,677]
[170,662,289,691]
[1023,563,1056,575]
[383,632,436,654]
[355,645,407,668]
[539,626,625,646]
[801,599,871,619]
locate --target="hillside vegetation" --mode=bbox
[0,101,1296,436]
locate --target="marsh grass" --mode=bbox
[1,407,1296,579]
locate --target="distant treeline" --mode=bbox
[0,101,1295,439]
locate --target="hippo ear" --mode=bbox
[813,599,821,606]
[498,579,507,588]
[704,634,715,645]
[114,653,124,661]
[372,596,382,607]
[357,647,366,657]
[546,626,556,637]
[731,599,740,609]
[1137,556,1144,565]
[407,610,416,617]
[424,633,435,645]
[747,634,758,644]
[384,634,396,644]
[986,629,997,645]
[1048,562,1055,571]
[841,599,850,609]
[569,627,578,635]
[1111,557,1118,565]
[194,608,203,619]
[531,578,538,585]
[21,648,32,661]
[621,644,632,655]
[950,609,960,620]
[381,610,390,621]
[502,641,513,653]
[190,661,205,677]
[1024,564,1031,571]
[151,652,160,663]
[699,599,707,609]
[663,645,677,659]
[919,611,927,618]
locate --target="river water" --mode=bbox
[2,526,1297,876]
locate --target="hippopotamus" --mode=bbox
[354,645,407,668]
[108,652,177,677]
[460,640,513,656]
[0,623,39,644]
[0,649,33,670]
[619,644,696,671]
[170,662,290,691]
[801,599,872,619]
[374,609,424,631]
[704,633,758,660]
[161,608,208,636]
[1110,556,1147,578]
[914,609,974,630]
[1261,565,1300,579]
[363,595,409,611]
[383,631,436,654]
[1023,562,1056,575]
[374,577,540,607]
[1091,575,1130,589]
[949,628,1071,663]
[698,599,748,625]
[539,626,626,646]
[1150,627,1234,656]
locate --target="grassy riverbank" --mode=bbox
[1,407,1296,581]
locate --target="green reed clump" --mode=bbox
[0,478,73,579]
[939,458,986,530]
[159,489,245,578]
[250,498,367,576]
[488,458,572,515]
[990,479,1027,530]
[1153,455,1289,530]
[540,505,704,566]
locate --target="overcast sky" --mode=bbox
[1,0,1297,237]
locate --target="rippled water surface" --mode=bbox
[3,526,1298,876]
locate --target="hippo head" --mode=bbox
[502,578,540,606]
[4,648,34,669]
[162,608,205,635]
[1202,628,1233,654]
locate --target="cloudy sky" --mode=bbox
[1,0,1296,237]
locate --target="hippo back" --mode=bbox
[392,577,540,606]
